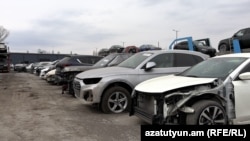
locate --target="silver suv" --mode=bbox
[73,50,209,113]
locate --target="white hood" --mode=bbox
[135,75,217,93]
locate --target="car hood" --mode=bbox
[135,75,217,93]
[76,67,135,79]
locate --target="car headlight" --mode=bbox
[83,78,102,85]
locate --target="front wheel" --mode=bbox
[101,86,131,114]
[186,100,227,125]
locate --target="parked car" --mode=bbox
[139,44,161,51]
[73,50,209,114]
[123,46,140,53]
[0,43,7,53]
[14,63,27,72]
[218,27,250,52]
[61,53,133,95]
[130,53,250,125]
[45,69,56,84]
[109,45,124,53]
[0,57,9,72]
[174,40,216,57]
[39,60,60,79]
[34,61,53,76]
[98,48,110,57]
[55,55,103,85]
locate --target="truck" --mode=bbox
[0,43,10,72]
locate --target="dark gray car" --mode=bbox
[61,53,133,95]
[218,27,250,52]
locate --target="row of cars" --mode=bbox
[30,43,250,125]
[72,50,250,125]
[35,50,209,113]
[99,40,217,58]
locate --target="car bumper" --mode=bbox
[73,78,102,104]
[46,75,56,83]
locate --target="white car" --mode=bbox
[45,69,56,84]
[130,53,250,125]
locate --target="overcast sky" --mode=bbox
[1,0,250,55]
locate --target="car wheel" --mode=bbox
[186,100,227,125]
[219,44,228,53]
[101,86,130,114]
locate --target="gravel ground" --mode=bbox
[0,72,144,141]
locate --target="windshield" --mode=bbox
[118,52,153,68]
[179,57,247,80]
[193,41,205,46]
[93,54,117,67]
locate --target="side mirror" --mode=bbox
[145,62,156,71]
[239,72,250,80]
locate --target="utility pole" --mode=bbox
[173,29,179,45]
[121,41,125,47]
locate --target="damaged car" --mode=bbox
[130,53,250,125]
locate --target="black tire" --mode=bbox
[101,86,131,114]
[186,100,227,125]
[219,44,228,53]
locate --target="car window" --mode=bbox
[78,56,101,64]
[149,53,174,68]
[179,57,247,80]
[179,42,187,45]
[93,54,117,67]
[235,29,246,37]
[174,53,203,67]
[118,52,153,68]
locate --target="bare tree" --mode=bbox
[0,26,9,42]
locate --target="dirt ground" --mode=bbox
[0,72,144,141]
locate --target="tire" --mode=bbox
[186,100,227,125]
[101,86,131,114]
[219,44,228,53]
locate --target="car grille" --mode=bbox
[73,80,81,90]
[132,91,157,123]
[73,80,81,97]
[136,92,155,115]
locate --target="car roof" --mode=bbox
[215,53,250,58]
[139,49,209,56]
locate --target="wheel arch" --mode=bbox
[99,81,134,113]
[186,93,226,108]
[101,81,134,100]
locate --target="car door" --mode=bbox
[233,63,250,124]
[137,53,202,83]
[233,29,248,48]
[137,53,177,82]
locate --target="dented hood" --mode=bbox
[135,75,217,93]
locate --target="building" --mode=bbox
[10,52,71,64]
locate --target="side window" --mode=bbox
[246,29,250,34]
[235,29,246,37]
[78,57,87,63]
[149,53,174,68]
[174,53,203,67]
[79,56,100,64]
